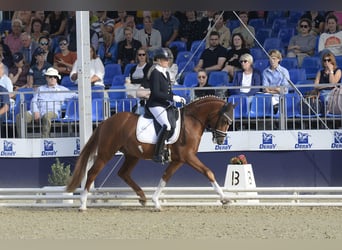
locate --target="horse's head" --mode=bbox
[209,102,236,145]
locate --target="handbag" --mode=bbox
[327,86,342,115]
[300,90,322,115]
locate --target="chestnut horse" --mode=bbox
[67,96,235,211]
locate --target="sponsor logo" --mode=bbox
[215,136,232,150]
[259,132,276,149]
[1,140,16,156]
[74,138,80,155]
[294,132,312,149]
[331,131,342,148]
[41,140,57,156]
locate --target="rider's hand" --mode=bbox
[173,95,186,104]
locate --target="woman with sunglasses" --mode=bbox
[125,47,152,99]
[31,36,54,66]
[53,36,77,78]
[287,18,316,67]
[229,53,261,104]
[194,69,215,98]
[314,52,341,102]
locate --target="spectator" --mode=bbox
[9,52,30,90]
[15,67,77,138]
[70,45,105,87]
[153,11,180,47]
[117,27,142,72]
[262,49,290,113]
[206,12,231,49]
[12,11,32,32]
[287,18,317,67]
[301,11,325,35]
[318,14,342,56]
[44,11,68,39]
[114,15,139,43]
[314,51,342,103]
[178,11,203,51]
[0,61,14,99]
[29,18,44,43]
[91,11,115,46]
[31,36,54,66]
[199,10,216,39]
[53,36,77,78]
[28,47,52,88]
[222,33,250,81]
[125,47,152,98]
[0,38,14,69]
[194,31,227,73]
[19,32,39,65]
[114,11,127,32]
[194,69,215,98]
[136,16,162,55]
[97,31,118,65]
[0,85,10,124]
[230,53,262,103]
[4,19,24,54]
[232,11,255,48]
[165,47,178,85]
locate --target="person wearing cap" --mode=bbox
[28,47,52,88]
[53,36,77,78]
[145,47,186,163]
[9,52,30,89]
[15,67,77,138]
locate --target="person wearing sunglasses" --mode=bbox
[287,18,316,67]
[31,36,54,66]
[318,13,342,56]
[15,67,77,138]
[229,53,261,104]
[194,69,215,98]
[126,47,152,99]
[53,36,77,78]
[9,52,30,90]
[313,52,341,103]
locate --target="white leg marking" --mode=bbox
[79,189,88,211]
[152,179,166,210]
[211,181,229,203]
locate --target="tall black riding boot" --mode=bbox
[153,125,170,163]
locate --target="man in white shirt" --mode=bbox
[16,67,77,138]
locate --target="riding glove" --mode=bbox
[173,95,186,104]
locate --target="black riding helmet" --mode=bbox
[154,47,171,60]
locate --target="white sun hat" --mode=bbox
[45,67,61,80]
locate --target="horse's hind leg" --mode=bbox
[117,156,146,206]
[79,156,109,211]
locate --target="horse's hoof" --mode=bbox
[152,207,163,212]
[78,207,87,212]
[221,199,232,205]
[139,199,147,206]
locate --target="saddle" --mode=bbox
[136,106,181,144]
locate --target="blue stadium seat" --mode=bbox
[62,98,79,122]
[168,41,187,52]
[177,60,195,74]
[255,28,272,47]
[248,18,265,32]
[175,51,194,65]
[263,37,284,54]
[300,56,321,79]
[250,47,268,60]
[249,94,273,118]
[123,63,137,77]
[183,72,198,87]
[288,11,305,25]
[92,98,105,122]
[61,76,77,90]
[227,94,249,118]
[111,74,125,87]
[289,68,307,84]
[91,85,105,99]
[14,88,34,120]
[335,56,342,69]
[227,19,240,33]
[103,63,122,86]
[271,18,289,37]
[274,93,300,118]
[295,80,315,95]
[190,40,205,64]
[0,19,12,33]
[277,27,295,47]
[265,11,286,27]
[107,86,126,109]
[253,59,269,73]
[280,57,298,70]
[208,71,229,86]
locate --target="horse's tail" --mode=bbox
[66,123,102,192]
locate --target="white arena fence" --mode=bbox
[2,186,342,207]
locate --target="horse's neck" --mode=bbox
[185,97,223,124]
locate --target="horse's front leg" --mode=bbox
[152,161,183,211]
[186,154,230,204]
[79,189,88,211]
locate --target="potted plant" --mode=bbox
[44,158,73,204]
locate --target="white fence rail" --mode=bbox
[1,186,342,207]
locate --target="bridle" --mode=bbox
[209,103,233,143]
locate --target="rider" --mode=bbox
[146,47,186,163]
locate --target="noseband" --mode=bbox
[210,103,233,143]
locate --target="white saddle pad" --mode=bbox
[136,109,181,144]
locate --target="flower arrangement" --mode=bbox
[230,154,248,165]
[48,158,72,186]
